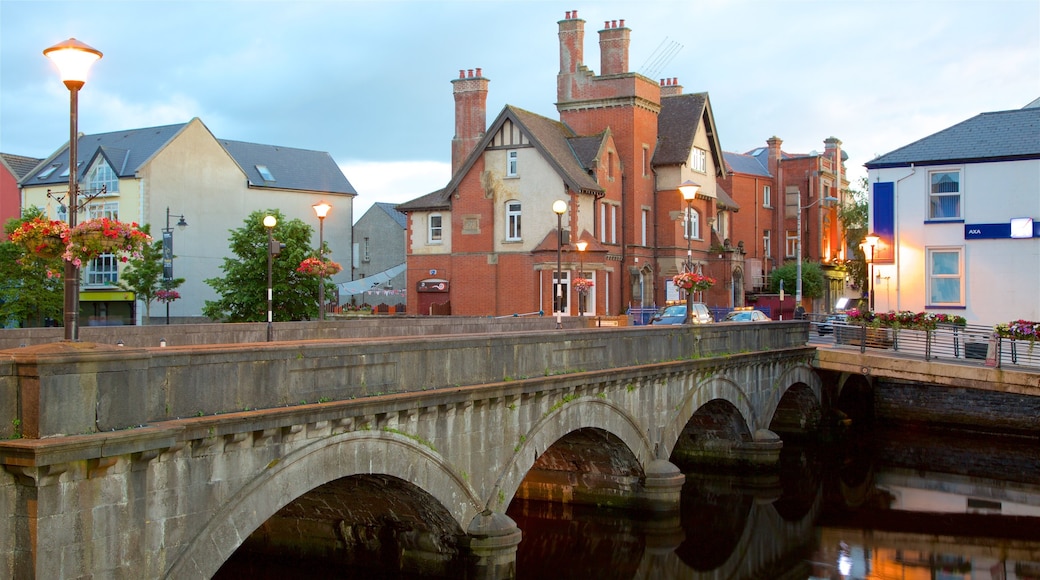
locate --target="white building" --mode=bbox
[864,103,1040,326]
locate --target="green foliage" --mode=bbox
[0,208,64,327]
[117,224,185,319]
[769,261,825,299]
[203,209,321,322]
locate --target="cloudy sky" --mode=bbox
[2,0,1037,222]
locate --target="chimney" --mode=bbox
[766,136,783,178]
[558,10,584,76]
[599,18,630,75]
[660,77,682,97]
[451,68,489,175]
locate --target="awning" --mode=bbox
[80,291,135,302]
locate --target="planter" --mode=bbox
[835,325,894,348]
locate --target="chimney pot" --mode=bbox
[573,9,578,17]
[459,70,465,79]
[476,67,482,77]
[612,20,618,28]
[619,19,624,27]
[660,79,665,86]
[673,77,678,84]
[604,21,609,28]
[467,69,474,77]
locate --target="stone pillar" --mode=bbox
[637,459,685,511]
[466,511,522,580]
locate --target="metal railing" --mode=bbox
[809,318,1040,370]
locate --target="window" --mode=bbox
[641,208,649,246]
[763,230,772,258]
[763,185,771,208]
[363,237,370,262]
[507,151,518,177]
[642,146,649,177]
[255,164,275,182]
[785,230,798,258]
[506,200,522,241]
[928,247,963,305]
[86,254,119,286]
[608,152,615,180]
[599,204,607,243]
[85,158,118,194]
[428,214,443,243]
[684,208,700,240]
[86,201,119,220]
[37,164,59,179]
[610,205,617,244]
[929,171,960,219]
[553,271,570,313]
[691,148,707,173]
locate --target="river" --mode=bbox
[216,425,1040,579]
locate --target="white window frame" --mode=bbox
[683,207,700,240]
[927,247,964,306]
[763,229,772,258]
[86,254,119,286]
[785,230,798,258]
[610,204,617,244]
[691,148,707,173]
[428,213,443,244]
[505,200,522,241]
[763,185,771,208]
[553,270,571,315]
[599,204,607,243]
[86,201,119,221]
[85,158,119,195]
[507,150,518,177]
[641,208,649,246]
[928,170,961,220]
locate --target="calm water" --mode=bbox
[217,426,1040,579]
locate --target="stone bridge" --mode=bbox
[0,322,822,578]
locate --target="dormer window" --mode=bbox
[256,164,276,182]
[37,164,60,179]
[85,158,118,194]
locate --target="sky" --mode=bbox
[2,0,1038,223]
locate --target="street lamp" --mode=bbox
[264,215,277,341]
[162,208,187,325]
[795,194,839,308]
[575,239,588,316]
[864,232,879,312]
[678,180,700,324]
[45,38,102,341]
[312,200,332,321]
[552,199,568,329]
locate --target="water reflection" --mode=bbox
[217,427,1040,578]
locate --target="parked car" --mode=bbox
[722,308,770,322]
[817,313,848,335]
[649,303,712,325]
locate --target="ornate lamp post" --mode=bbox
[678,181,700,324]
[864,232,879,312]
[44,38,102,341]
[575,239,588,316]
[795,194,839,308]
[264,215,277,341]
[312,200,332,321]
[162,208,187,325]
[552,200,568,329]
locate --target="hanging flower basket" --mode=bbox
[8,217,69,259]
[64,218,151,266]
[297,257,343,277]
[574,277,594,294]
[155,289,181,304]
[672,271,715,292]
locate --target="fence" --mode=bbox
[812,317,1040,370]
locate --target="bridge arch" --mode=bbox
[759,362,823,430]
[165,431,484,579]
[659,373,757,458]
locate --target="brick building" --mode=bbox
[398,11,732,317]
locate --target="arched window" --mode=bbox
[505,200,521,241]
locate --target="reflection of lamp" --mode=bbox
[264,215,277,341]
[678,181,700,324]
[45,38,102,341]
[575,239,588,316]
[312,200,332,321]
[552,200,568,329]
[796,195,839,307]
[864,232,879,311]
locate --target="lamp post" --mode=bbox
[552,200,568,329]
[312,200,332,321]
[264,215,277,341]
[162,207,187,325]
[864,233,879,312]
[45,38,102,341]
[795,194,839,308]
[678,181,700,324]
[575,239,588,316]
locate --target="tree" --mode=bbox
[769,261,825,299]
[117,224,185,321]
[0,208,64,327]
[203,209,322,322]
[839,177,870,294]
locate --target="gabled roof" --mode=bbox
[866,107,1040,169]
[0,153,44,180]
[219,139,356,195]
[372,202,407,229]
[398,105,604,212]
[654,92,727,179]
[722,151,771,178]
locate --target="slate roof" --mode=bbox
[655,92,727,179]
[372,202,407,229]
[20,119,355,195]
[866,107,1040,169]
[0,153,44,180]
[722,151,770,177]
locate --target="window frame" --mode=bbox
[691,148,707,174]
[785,230,798,258]
[928,170,961,220]
[927,247,964,306]
[763,229,772,258]
[505,200,522,241]
[86,254,119,286]
[428,213,443,244]
[506,150,518,177]
[85,158,119,195]
[763,185,771,208]
[683,207,701,240]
